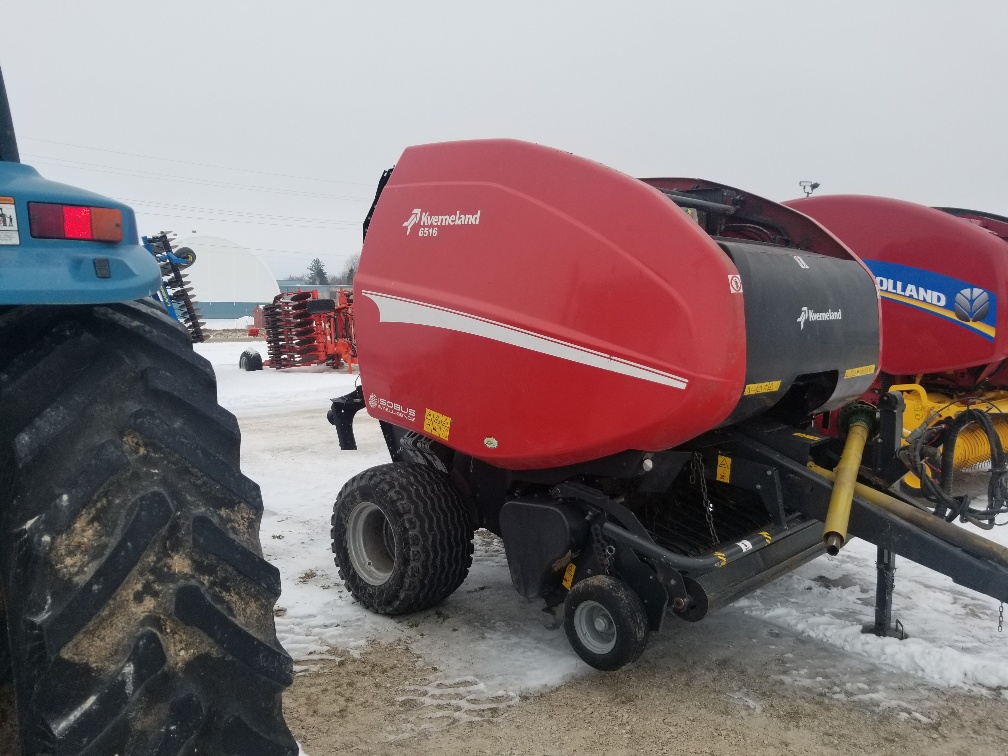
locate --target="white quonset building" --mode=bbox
[172,235,280,320]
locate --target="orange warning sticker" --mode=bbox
[743,380,782,396]
[423,408,452,441]
[716,455,731,483]
[562,563,576,590]
[844,364,876,379]
[793,432,820,441]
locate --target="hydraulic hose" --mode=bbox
[904,406,1008,529]
[937,409,1008,528]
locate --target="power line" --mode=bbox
[132,207,359,231]
[174,237,359,262]
[21,136,374,188]
[17,146,367,266]
[120,198,361,229]
[23,154,372,201]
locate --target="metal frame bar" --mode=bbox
[730,424,1008,603]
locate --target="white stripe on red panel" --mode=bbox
[361,290,688,390]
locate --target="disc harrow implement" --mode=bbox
[254,289,357,371]
[143,232,205,343]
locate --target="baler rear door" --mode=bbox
[355,139,749,469]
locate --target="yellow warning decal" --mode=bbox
[716,455,731,483]
[562,563,576,590]
[714,552,727,567]
[793,432,820,441]
[844,364,876,379]
[743,380,782,396]
[423,408,452,441]
[759,531,772,545]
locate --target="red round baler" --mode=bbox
[325,142,1008,670]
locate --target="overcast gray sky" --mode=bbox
[4,2,1006,277]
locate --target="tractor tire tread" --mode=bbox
[0,302,296,755]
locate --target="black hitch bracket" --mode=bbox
[327,386,365,450]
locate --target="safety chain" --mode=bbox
[691,452,719,546]
[1000,602,1004,633]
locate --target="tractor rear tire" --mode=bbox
[331,464,474,615]
[0,302,297,755]
[564,575,649,671]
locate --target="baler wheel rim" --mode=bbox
[346,501,396,585]
[563,575,649,671]
[573,600,618,654]
[331,463,475,615]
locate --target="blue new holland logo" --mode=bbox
[954,287,990,322]
[865,259,996,341]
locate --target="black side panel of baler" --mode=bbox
[719,240,879,425]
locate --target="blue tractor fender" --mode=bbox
[0,161,160,305]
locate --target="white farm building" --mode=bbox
[172,235,280,319]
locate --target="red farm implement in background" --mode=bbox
[240,289,357,372]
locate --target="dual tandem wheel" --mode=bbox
[331,462,650,671]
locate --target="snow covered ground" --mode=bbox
[196,340,1008,716]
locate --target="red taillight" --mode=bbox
[63,206,92,239]
[28,202,123,242]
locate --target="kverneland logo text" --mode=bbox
[403,208,480,236]
[797,306,842,330]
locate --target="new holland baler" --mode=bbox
[786,195,1008,531]
[328,140,1008,670]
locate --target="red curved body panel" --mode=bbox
[937,207,1008,242]
[785,195,1008,379]
[356,140,748,468]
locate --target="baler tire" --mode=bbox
[0,302,297,756]
[331,463,474,615]
[564,575,649,672]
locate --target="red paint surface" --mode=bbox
[786,195,1008,381]
[356,140,749,468]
